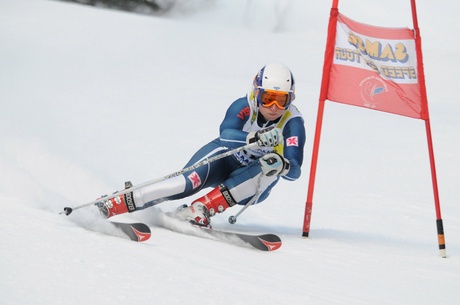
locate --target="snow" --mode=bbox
[1,0,459,304]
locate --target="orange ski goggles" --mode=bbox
[256,88,294,110]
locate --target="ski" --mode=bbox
[199,227,282,251]
[110,222,151,242]
[159,213,281,251]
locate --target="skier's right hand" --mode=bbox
[260,152,290,176]
[246,126,283,147]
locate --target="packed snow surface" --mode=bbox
[1,0,459,304]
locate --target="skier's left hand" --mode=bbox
[260,153,290,176]
[247,126,283,147]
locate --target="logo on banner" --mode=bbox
[188,171,202,189]
[359,76,388,108]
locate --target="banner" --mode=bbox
[327,13,428,119]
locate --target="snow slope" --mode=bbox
[1,0,459,304]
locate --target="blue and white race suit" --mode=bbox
[133,94,306,209]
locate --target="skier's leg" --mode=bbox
[175,159,279,226]
[97,140,235,218]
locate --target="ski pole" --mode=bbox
[228,173,262,224]
[61,143,259,216]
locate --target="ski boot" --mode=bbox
[95,182,136,218]
[175,184,237,227]
[175,202,212,228]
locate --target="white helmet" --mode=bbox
[253,63,295,110]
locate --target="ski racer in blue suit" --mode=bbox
[97,63,306,227]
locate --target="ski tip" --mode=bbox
[262,239,282,251]
[111,222,151,242]
[258,234,282,251]
[131,225,151,242]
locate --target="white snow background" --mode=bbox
[1,0,459,304]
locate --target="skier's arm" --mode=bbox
[281,117,306,181]
[219,98,251,148]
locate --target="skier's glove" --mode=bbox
[247,126,283,147]
[260,153,290,177]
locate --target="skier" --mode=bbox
[97,63,306,227]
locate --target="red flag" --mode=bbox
[327,13,428,120]
[304,0,446,257]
